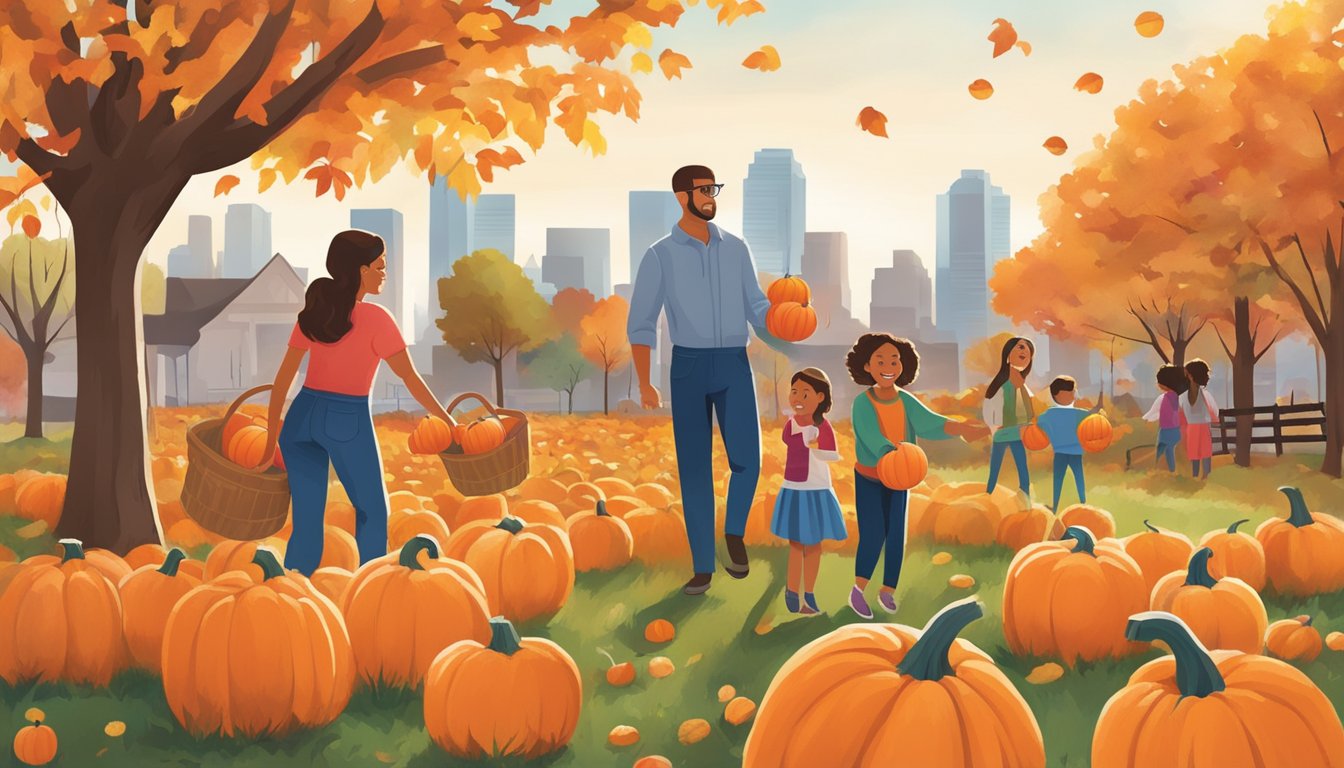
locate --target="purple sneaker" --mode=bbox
[878,590,899,614]
[848,586,873,619]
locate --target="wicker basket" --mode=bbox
[181,384,291,540]
[439,392,531,496]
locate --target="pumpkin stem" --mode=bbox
[250,548,285,580]
[487,616,523,656]
[596,499,610,517]
[598,647,617,667]
[399,535,439,570]
[1278,487,1314,528]
[1143,519,1159,533]
[1184,547,1217,588]
[895,598,983,681]
[1226,518,1249,534]
[1299,615,1314,627]
[159,548,187,577]
[495,516,525,535]
[58,538,85,561]
[1061,526,1096,556]
[1125,611,1225,698]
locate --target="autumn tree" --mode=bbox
[580,295,631,414]
[0,226,74,438]
[522,335,591,414]
[551,287,598,335]
[964,332,1015,380]
[0,0,764,550]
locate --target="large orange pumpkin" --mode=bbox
[766,273,811,305]
[1265,615,1323,663]
[119,548,203,672]
[1002,527,1148,665]
[1092,611,1344,767]
[408,415,455,455]
[13,715,58,767]
[14,473,66,528]
[875,443,928,491]
[320,526,362,571]
[124,543,170,571]
[1078,413,1113,453]
[931,494,1003,547]
[1122,519,1194,594]
[447,494,508,530]
[1149,547,1267,654]
[0,539,126,686]
[161,548,354,737]
[1198,518,1266,592]
[459,417,507,455]
[22,544,133,589]
[996,504,1064,551]
[1020,423,1050,451]
[1255,486,1344,596]
[342,535,492,688]
[310,566,354,605]
[510,499,568,529]
[423,616,582,759]
[744,598,1044,767]
[444,517,574,624]
[765,301,817,342]
[1058,503,1117,540]
[567,500,635,572]
[625,505,691,564]
[204,537,289,579]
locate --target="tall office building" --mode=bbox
[523,255,557,300]
[935,170,1010,345]
[166,244,210,279]
[628,191,682,281]
[870,249,933,338]
[743,149,806,277]
[351,208,406,337]
[187,215,214,277]
[474,194,516,261]
[801,232,851,320]
[428,179,473,332]
[543,228,610,297]
[221,204,272,278]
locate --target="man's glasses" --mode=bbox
[677,183,723,198]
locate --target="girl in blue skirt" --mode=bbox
[770,368,847,615]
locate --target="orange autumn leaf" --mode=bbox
[475,147,525,182]
[21,214,40,239]
[988,18,1018,58]
[968,79,994,100]
[742,45,781,72]
[715,0,766,26]
[213,174,240,197]
[1043,136,1068,155]
[1135,11,1165,38]
[659,49,693,80]
[1016,40,1032,56]
[856,106,888,138]
[1075,73,1104,94]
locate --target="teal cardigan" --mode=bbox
[851,388,953,467]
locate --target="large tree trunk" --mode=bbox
[23,350,44,439]
[1229,297,1256,468]
[1323,325,1343,478]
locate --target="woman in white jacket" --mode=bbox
[983,337,1036,495]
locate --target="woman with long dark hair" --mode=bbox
[982,337,1036,496]
[259,230,453,576]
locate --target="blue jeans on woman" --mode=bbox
[1156,427,1181,472]
[987,439,1030,494]
[279,387,389,576]
[854,471,909,589]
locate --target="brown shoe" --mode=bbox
[724,534,749,579]
[683,573,712,595]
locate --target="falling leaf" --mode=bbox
[686,653,703,666]
[1074,73,1104,94]
[856,106,888,138]
[258,168,278,193]
[988,18,1018,58]
[1026,662,1065,684]
[631,52,653,74]
[718,0,765,25]
[931,551,953,565]
[742,44,781,72]
[658,49,692,80]
[21,214,40,239]
[97,747,109,757]
[374,752,397,764]
[16,519,48,538]
[104,720,126,737]
[39,195,51,211]
[968,79,994,100]
[1135,11,1164,38]
[581,120,607,156]
[1043,136,1069,155]
[1016,40,1032,56]
[24,707,44,722]
[213,174,240,197]
[754,615,774,634]
[948,574,975,589]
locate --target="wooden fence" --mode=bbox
[1124,401,1327,468]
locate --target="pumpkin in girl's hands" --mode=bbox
[1198,518,1266,592]
[765,301,817,342]
[1121,520,1194,594]
[408,416,455,455]
[1149,547,1267,655]
[875,443,928,491]
[1255,487,1344,596]
[1265,615,1323,663]
[767,273,811,305]
[459,417,507,455]
[1078,413,1113,453]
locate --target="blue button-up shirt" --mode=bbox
[626,222,772,349]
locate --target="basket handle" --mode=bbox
[446,392,501,421]
[222,384,274,426]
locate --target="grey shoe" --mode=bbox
[683,573,712,596]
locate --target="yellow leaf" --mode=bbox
[258,168,278,193]
[459,12,503,42]
[104,720,126,737]
[97,747,109,757]
[624,22,652,50]
[948,574,975,589]
[214,174,240,197]
[988,18,1018,58]
[856,106,888,138]
[6,198,37,229]
[659,49,693,80]
[931,551,952,565]
[24,707,44,723]
[16,519,48,539]
[686,653,703,666]
[1043,136,1069,155]
[1074,73,1104,94]
[741,44,781,72]
[1135,11,1164,38]
[1026,662,1065,684]
[631,52,653,74]
[968,79,994,100]
[581,120,607,156]
[39,195,50,211]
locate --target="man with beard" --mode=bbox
[627,165,773,595]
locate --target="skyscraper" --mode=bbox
[628,191,682,281]
[166,245,205,278]
[871,249,932,338]
[523,255,557,301]
[221,204,272,278]
[187,215,214,277]
[474,194,516,261]
[802,232,851,320]
[935,170,1010,345]
[743,149,806,277]
[428,178,473,330]
[543,228,610,297]
[351,208,406,337]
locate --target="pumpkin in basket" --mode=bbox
[226,424,268,469]
[459,417,507,455]
[409,416,455,455]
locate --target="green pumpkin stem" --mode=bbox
[1279,487,1314,528]
[1226,518,1249,534]
[487,616,523,656]
[1125,611,1226,698]
[1061,526,1096,556]
[399,535,439,570]
[1184,547,1218,588]
[250,548,285,580]
[596,499,610,517]
[1143,519,1159,533]
[159,548,187,577]
[495,516,525,535]
[895,598,983,681]
[59,538,85,561]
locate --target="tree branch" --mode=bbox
[355,45,453,89]
[2,261,32,348]
[1294,234,1328,323]
[14,137,65,177]
[1314,108,1332,159]
[1258,236,1326,342]
[1213,324,1233,361]
[44,312,75,348]
[1126,301,1171,363]
[1254,329,1281,363]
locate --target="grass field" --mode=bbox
[3,419,1344,767]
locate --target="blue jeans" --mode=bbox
[987,439,1030,494]
[279,387,388,576]
[669,346,760,575]
[1156,427,1181,472]
[854,471,908,589]
[1052,453,1085,510]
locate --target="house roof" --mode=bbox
[144,253,299,348]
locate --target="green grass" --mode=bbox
[4,444,1344,766]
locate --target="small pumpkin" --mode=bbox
[1020,423,1050,451]
[423,616,581,759]
[1122,519,1194,594]
[320,525,362,571]
[1265,615,1323,663]
[592,477,637,499]
[516,477,569,506]
[608,724,640,747]
[1091,611,1344,767]
[225,423,269,469]
[599,647,635,687]
[221,411,259,453]
[1149,548,1267,654]
[205,538,289,579]
[633,482,676,509]
[13,716,58,766]
[767,273,811,305]
[996,504,1064,551]
[1078,413,1113,453]
[443,517,575,624]
[124,543,170,571]
[408,415,455,455]
[567,500,635,572]
[14,473,66,528]
[678,718,711,745]
[765,301,817,342]
[931,494,1002,547]
[635,758,673,768]
[1197,518,1266,592]
[1058,504,1117,540]
[446,494,508,530]
[645,618,676,644]
[875,443,928,491]
[119,548,203,673]
[459,416,506,455]
[1255,487,1344,596]
[649,656,676,678]
[725,696,757,725]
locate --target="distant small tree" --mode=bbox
[523,336,591,414]
[0,224,74,438]
[580,296,631,415]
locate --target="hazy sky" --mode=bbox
[9,0,1281,328]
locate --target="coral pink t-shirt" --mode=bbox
[287,302,407,396]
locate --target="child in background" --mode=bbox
[1182,359,1219,479]
[770,368,847,615]
[1035,376,1103,511]
[1143,365,1188,472]
[846,333,991,619]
